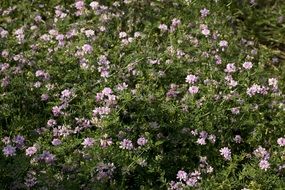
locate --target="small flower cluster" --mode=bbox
[253,146,270,171]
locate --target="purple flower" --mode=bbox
[200,8,210,17]
[24,172,37,187]
[39,151,55,163]
[137,137,148,146]
[82,137,95,148]
[3,145,16,157]
[26,146,37,156]
[52,139,62,146]
[119,139,133,150]
[219,147,231,160]
[259,160,270,171]
[13,135,25,147]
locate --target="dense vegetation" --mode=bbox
[0,0,285,189]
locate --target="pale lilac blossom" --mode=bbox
[176,170,187,181]
[119,139,133,150]
[220,147,231,160]
[185,74,198,84]
[137,137,148,146]
[200,8,209,17]
[243,61,253,70]
[277,137,285,147]
[188,86,199,94]
[82,138,95,148]
[3,145,16,157]
[26,146,37,156]
[259,160,270,171]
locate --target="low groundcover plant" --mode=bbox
[0,0,285,189]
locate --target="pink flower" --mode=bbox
[176,170,187,181]
[277,137,285,147]
[26,146,37,156]
[185,74,198,84]
[224,63,236,73]
[219,40,228,47]
[47,119,57,127]
[92,107,111,117]
[119,139,133,150]
[52,106,63,116]
[186,177,198,187]
[246,84,268,97]
[188,86,199,94]
[253,146,270,160]
[201,28,210,36]
[60,89,72,100]
[102,87,113,95]
[243,61,253,70]
[137,137,148,146]
[75,1,85,10]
